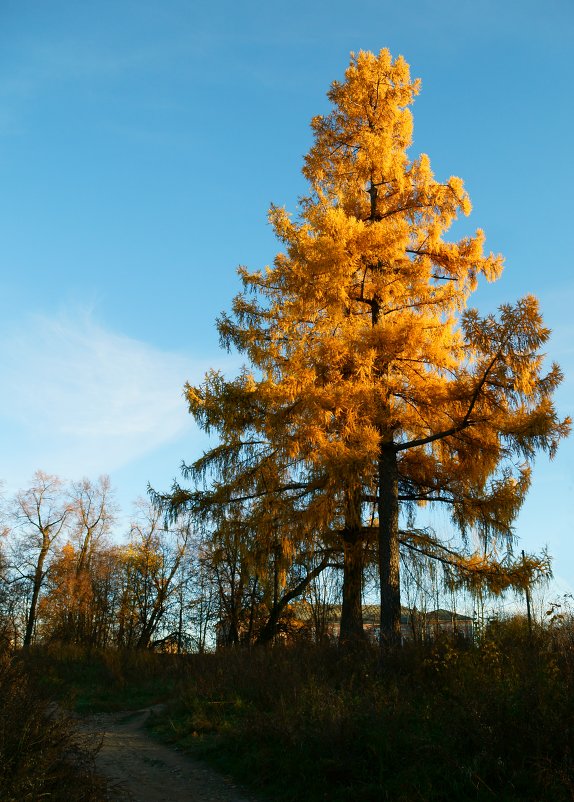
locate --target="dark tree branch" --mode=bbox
[393,349,503,453]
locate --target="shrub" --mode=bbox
[153,630,574,801]
[0,647,106,801]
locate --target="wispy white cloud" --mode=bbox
[0,311,206,485]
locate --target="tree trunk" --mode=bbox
[378,445,401,650]
[24,542,49,647]
[177,588,183,654]
[256,603,282,645]
[339,530,365,645]
[136,606,161,649]
[256,554,333,645]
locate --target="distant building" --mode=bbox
[215,602,474,647]
[293,603,474,643]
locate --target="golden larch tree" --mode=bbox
[162,50,570,648]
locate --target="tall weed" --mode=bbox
[154,624,574,801]
[0,648,106,801]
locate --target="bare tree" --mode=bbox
[120,500,190,649]
[69,475,117,574]
[35,476,117,646]
[11,471,71,646]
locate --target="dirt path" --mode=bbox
[80,706,259,802]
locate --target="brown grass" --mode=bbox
[0,646,107,801]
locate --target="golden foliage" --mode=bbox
[167,49,570,608]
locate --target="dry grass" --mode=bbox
[11,618,574,801]
[153,620,574,801]
[0,647,107,801]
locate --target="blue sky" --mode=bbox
[0,1,572,592]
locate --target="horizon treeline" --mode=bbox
[0,467,554,653]
[0,470,200,651]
